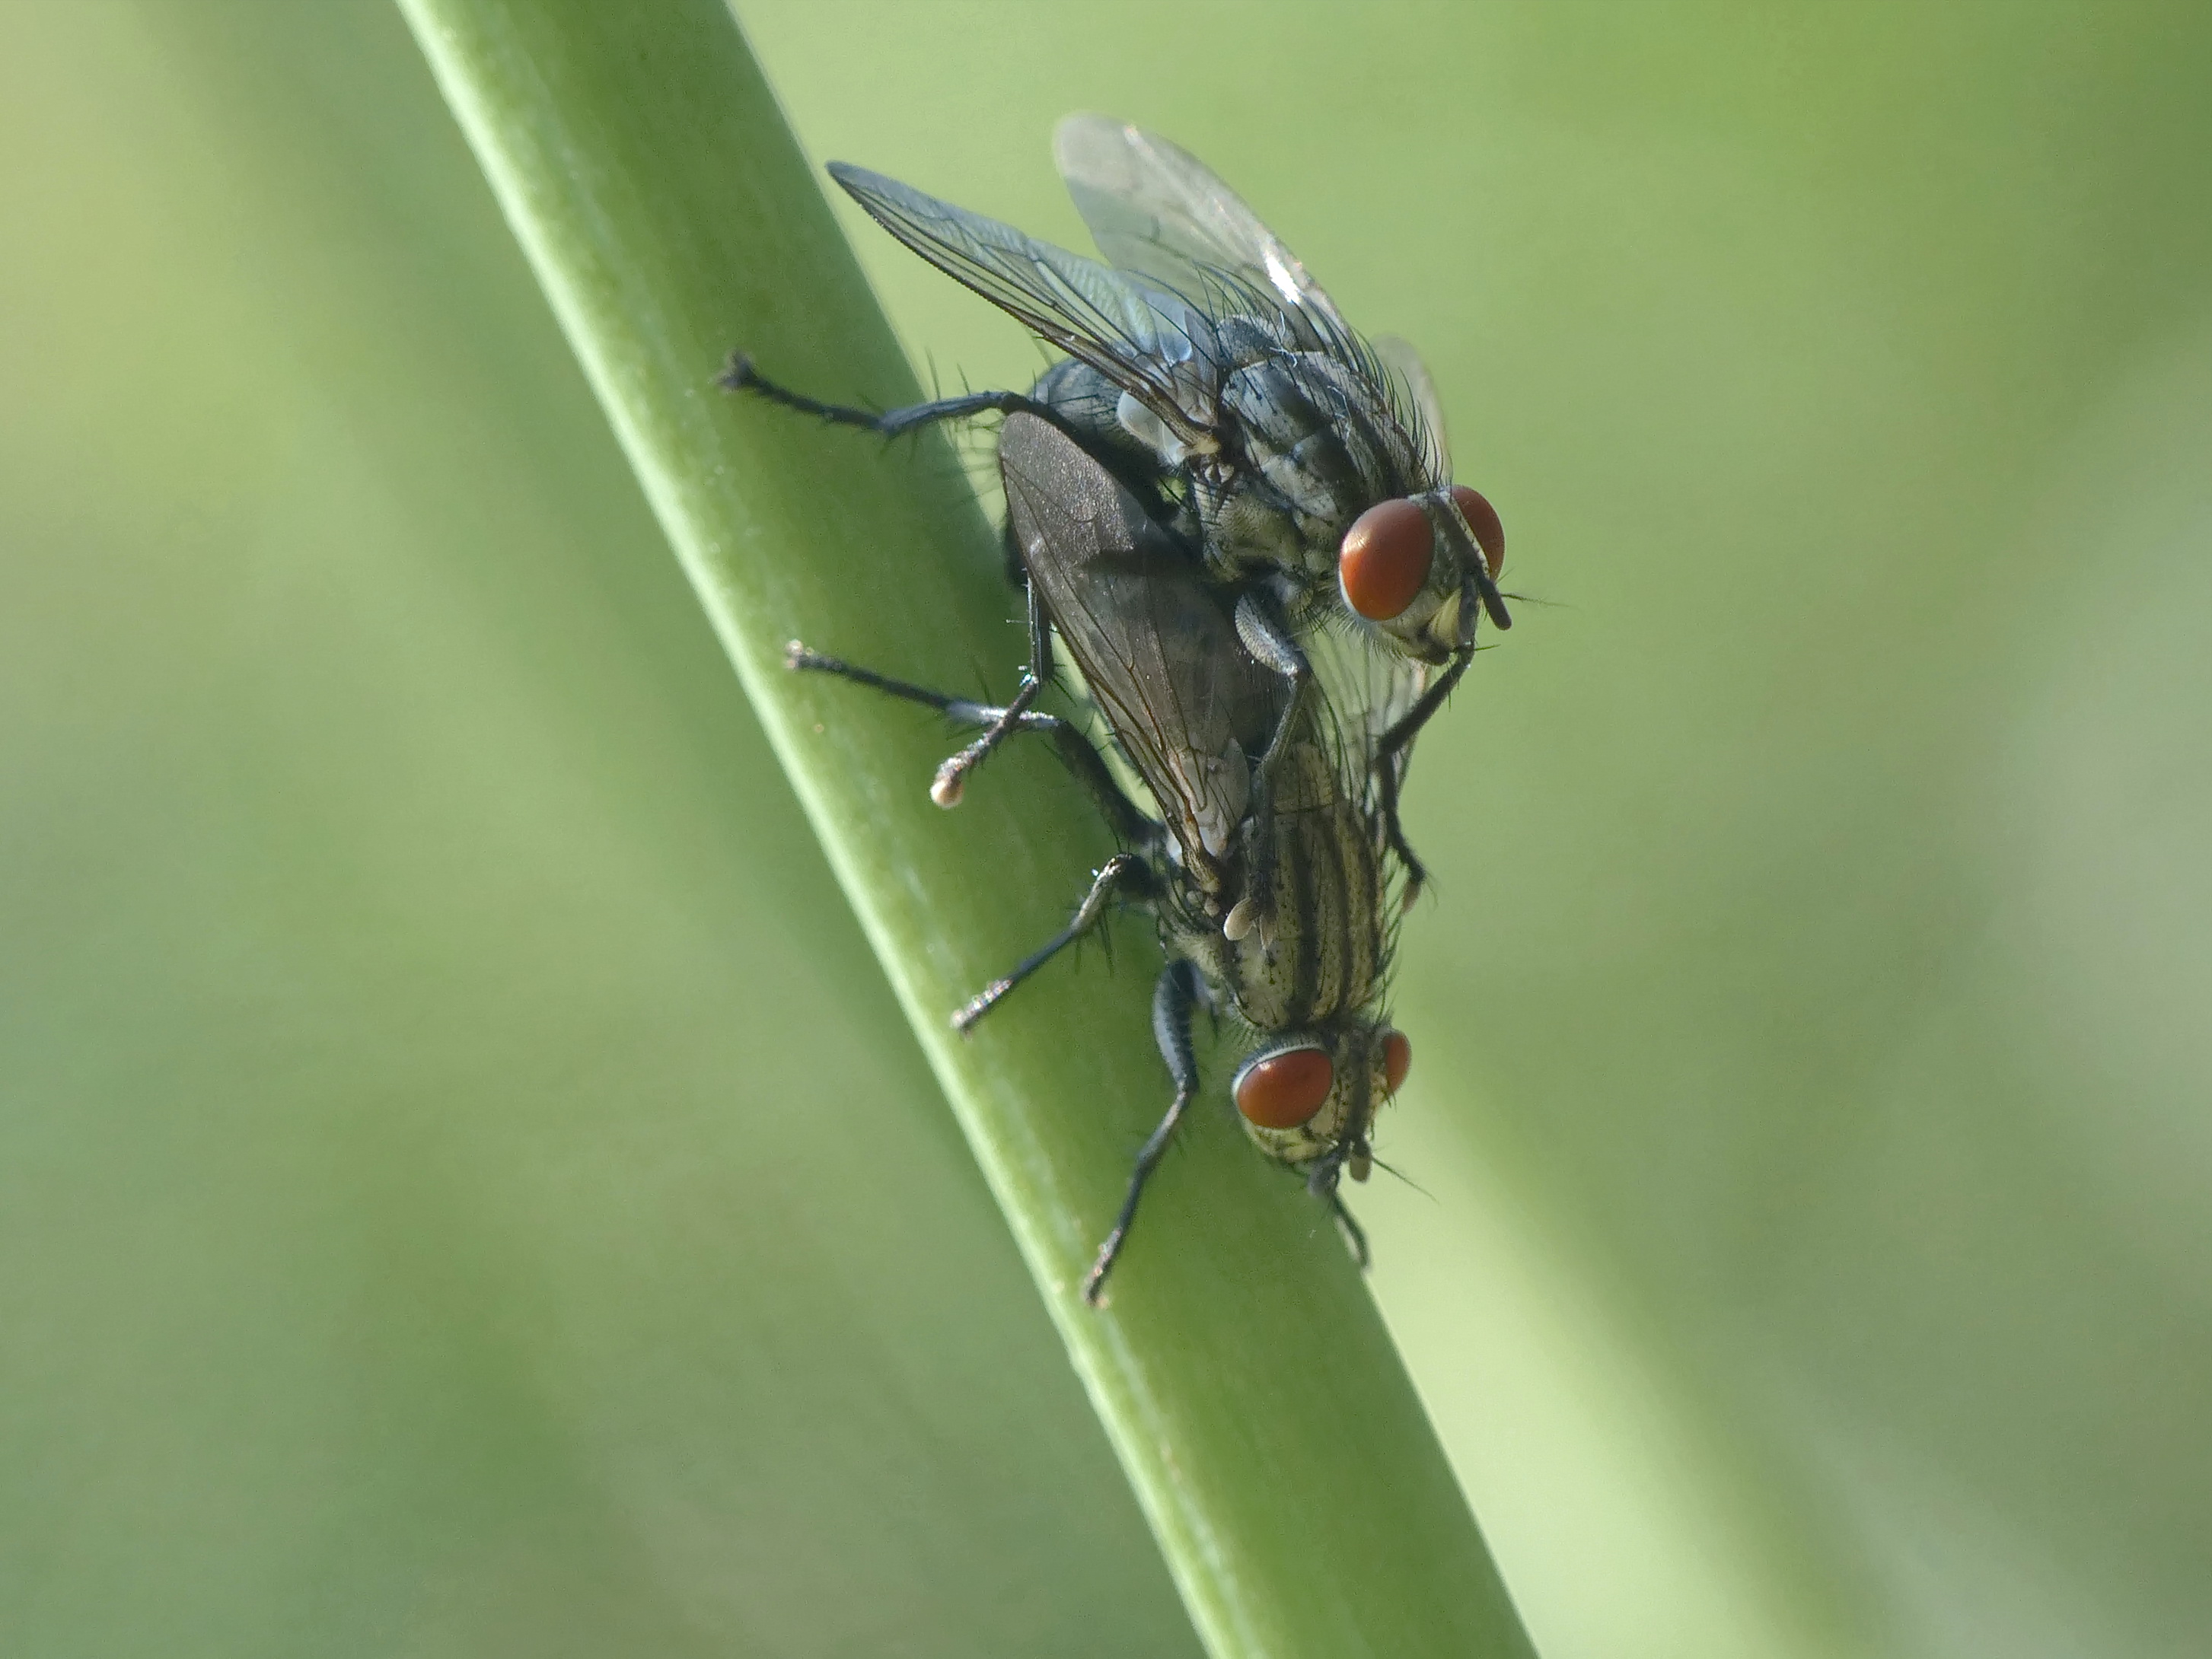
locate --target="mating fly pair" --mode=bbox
[732,119,1508,1301]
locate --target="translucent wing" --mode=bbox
[999,412,1283,872]
[1304,623,1430,785]
[1053,115,1351,341]
[1369,334,1450,479]
[830,162,1222,446]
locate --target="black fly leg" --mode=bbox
[953,852,1159,1033]
[786,642,1153,845]
[1372,743,1425,904]
[1082,960,1203,1305]
[1372,643,1473,906]
[785,580,1056,813]
[1303,1142,1372,1270]
[788,635,1164,1027]
[720,353,1050,438]
[1227,591,1311,946]
[726,356,1171,531]
[1327,1190,1371,1269]
[928,577,1053,807]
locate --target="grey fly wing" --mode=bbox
[1053,118,1431,483]
[999,412,1279,871]
[1304,623,1429,784]
[1369,334,1451,480]
[828,162,1221,446]
[1053,116,1352,340]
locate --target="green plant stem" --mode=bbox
[399,2,1537,1654]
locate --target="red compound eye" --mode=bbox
[1338,498,1434,620]
[1450,486,1506,581]
[1233,1046,1335,1129]
[1381,1030,1412,1097]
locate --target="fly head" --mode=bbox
[1229,1019,1413,1186]
[1339,485,1510,663]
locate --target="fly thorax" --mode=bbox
[1164,890,1233,980]
[1220,890,1300,1030]
[1265,740,1339,814]
[1222,788,1379,1030]
[1222,364,1347,521]
[1207,486,1312,575]
[1210,313,1286,368]
[1222,357,1407,576]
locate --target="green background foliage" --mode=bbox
[5,3,2210,1657]
[400,3,1528,1653]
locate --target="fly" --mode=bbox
[789,412,1412,1303]
[727,115,1509,903]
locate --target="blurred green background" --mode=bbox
[5,3,2210,1656]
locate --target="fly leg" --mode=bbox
[1304,1144,1372,1270]
[782,581,1059,813]
[928,575,1053,807]
[785,640,1153,845]
[1326,1190,1371,1270]
[721,353,1050,438]
[1372,643,1473,906]
[1082,959,1202,1305]
[728,352,1181,597]
[952,852,1159,1033]
[1226,591,1312,947]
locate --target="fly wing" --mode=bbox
[1053,116,1351,342]
[1304,624,1429,785]
[1055,118,1437,488]
[830,162,1222,447]
[1369,334,1451,480]
[999,412,1281,872]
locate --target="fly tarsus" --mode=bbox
[721,353,885,431]
[786,639,1156,845]
[785,641,994,721]
[929,675,1041,806]
[934,573,1056,806]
